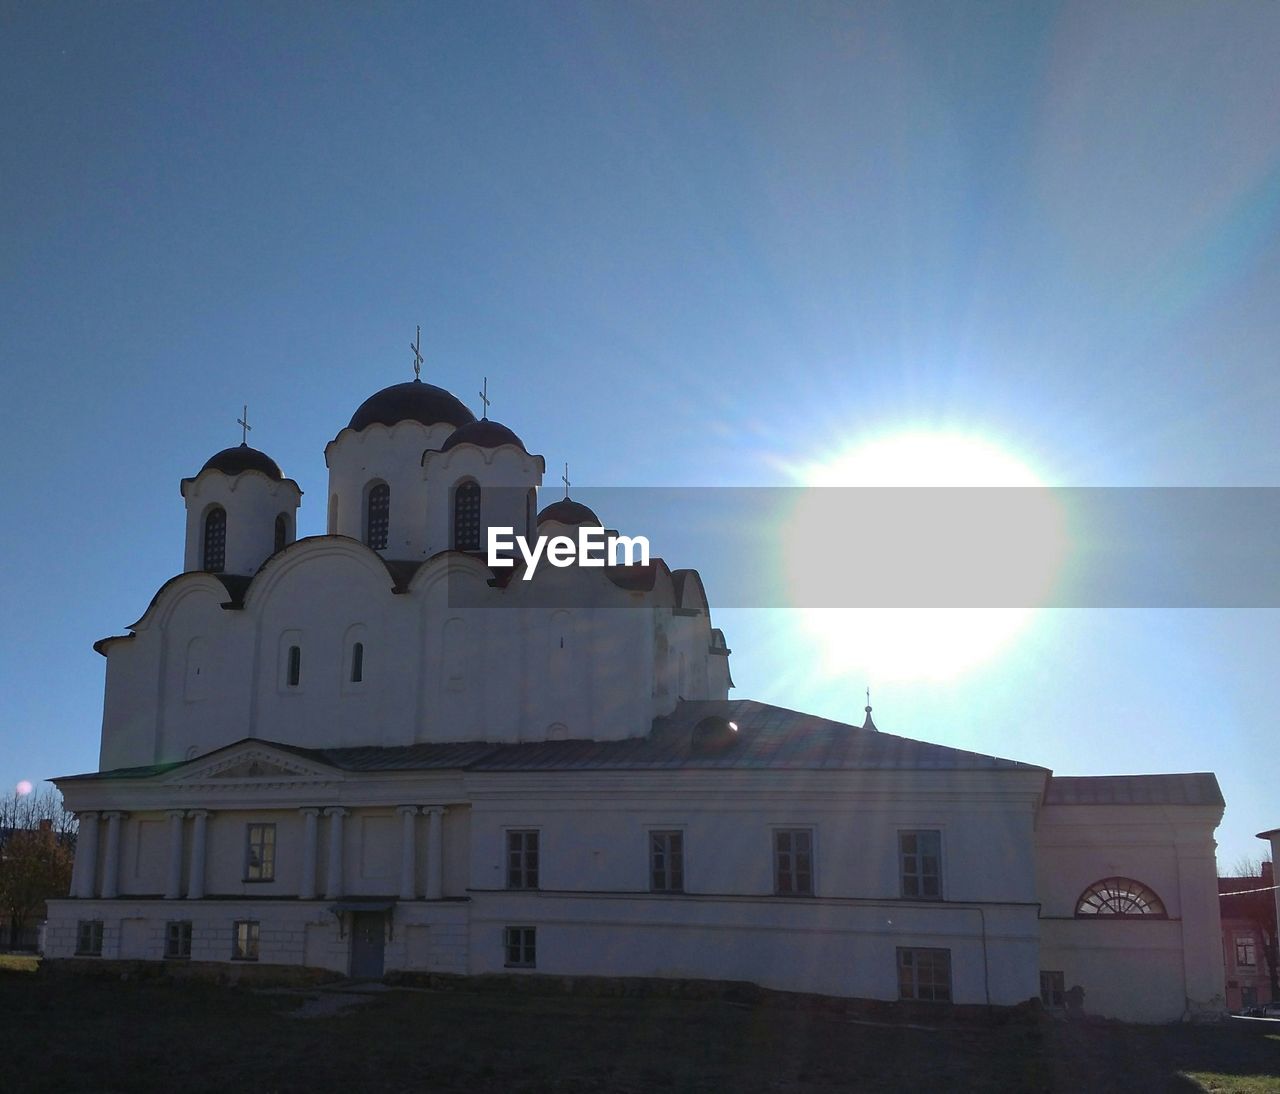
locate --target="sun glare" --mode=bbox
[783,431,1066,682]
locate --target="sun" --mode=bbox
[781,431,1066,682]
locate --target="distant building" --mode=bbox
[1219,862,1277,1011]
[43,370,1228,1021]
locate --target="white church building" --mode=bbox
[45,372,1227,1022]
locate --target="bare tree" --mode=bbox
[0,787,76,950]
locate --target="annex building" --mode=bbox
[45,370,1227,1022]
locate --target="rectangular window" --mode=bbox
[232,920,260,961]
[245,823,276,881]
[504,926,536,968]
[650,830,684,893]
[75,919,103,956]
[1039,970,1065,1009]
[1236,935,1258,968]
[287,646,301,687]
[165,920,192,960]
[774,829,814,896]
[506,830,540,890]
[899,830,941,900]
[898,947,952,1002]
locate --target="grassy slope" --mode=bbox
[1,966,1277,1093]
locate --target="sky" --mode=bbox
[2,1,1279,868]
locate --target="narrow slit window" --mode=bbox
[365,483,390,550]
[287,646,301,687]
[202,507,226,572]
[274,513,288,553]
[350,642,364,683]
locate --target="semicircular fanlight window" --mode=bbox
[1075,877,1167,918]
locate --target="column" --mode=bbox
[71,811,100,899]
[299,808,320,900]
[100,811,125,899]
[425,806,444,900]
[324,807,347,900]
[164,810,186,900]
[397,806,419,900]
[187,810,209,900]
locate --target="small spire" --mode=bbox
[410,324,424,382]
[478,376,490,419]
[861,686,878,732]
[237,405,252,447]
[562,461,571,499]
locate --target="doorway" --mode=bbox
[349,911,386,978]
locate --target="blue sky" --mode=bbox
[2,2,1278,866]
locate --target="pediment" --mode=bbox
[168,743,338,785]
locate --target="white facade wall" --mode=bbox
[45,898,471,975]
[1036,802,1226,1022]
[468,893,1038,1004]
[465,770,1041,905]
[49,749,1045,1002]
[181,470,300,575]
[99,540,712,766]
[421,444,542,551]
[61,387,1228,1022]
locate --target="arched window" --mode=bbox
[453,481,481,551]
[365,483,390,550]
[202,507,227,572]
[350,642,364,684]
[1075,878,1167,918]
[274,513,289,554]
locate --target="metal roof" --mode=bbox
[1043,773,1223,807]
[465,700,1044,772]
[64,700,1045,782]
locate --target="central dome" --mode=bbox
[348,380,477,432]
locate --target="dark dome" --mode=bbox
[348,380,477,432]
[441,419,527,453]
[538,498,601,526]
[200,444,283,480]
[691,715,740,755]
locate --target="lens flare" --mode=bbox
[784,431,1067,682]
[15,779,33,797]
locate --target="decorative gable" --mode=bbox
[166,743,339,787]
